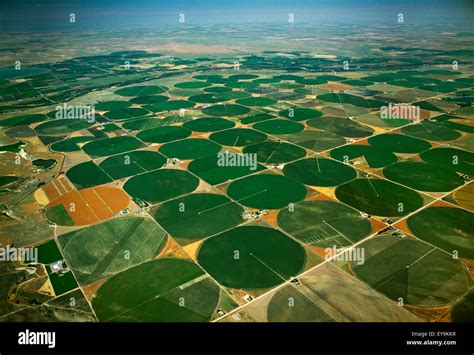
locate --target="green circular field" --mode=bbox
[188,153,265,186]
[342,79,373,86]
[351,236,470,306]
[82,136,143,157]
[99,150,166,179]
[159,138,221,160]
[95,100,131,111]
[407,207,474,259]
[203,86,232,93]
[144,100,194,113]
[253,119,304,134]
[317,93,384,109]
[225,81,259,89]
[129,95,169,105]
[124,169,199,203]
[92,258,219,321]
[202,104,250,117]
[401,121,462,142]
[213,90,251,100]
[183,117,235,132]
[205,76,227,84]
[368,133,431,153]
[197,226,306,289]
[153,193,244,244]
[174,81,211,89]
[228,74,259,80]
[103,107,150,120]
[283,157,357,186]
[66,161,112,189]
[35,119,93,135]
[210,128,267,147]
[278,200,371,247]
[318,75,347,82]
[114,85,167,97]
[194,74,223,81]
[188,93,224,104]
[243,141,306,164]
[235,97,277,107]
[136,126,191,143]
[279,107,323,121]
[227,173,307,209]
[252,78,280,84]
[383,161,464,192]
[281,130,346,151]
[420,147,474,175]
[335,178,424,216]
[307,117,373,138]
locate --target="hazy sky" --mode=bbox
[1,0,472,28]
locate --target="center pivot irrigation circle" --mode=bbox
[197,226,306,289]
[335,178,424,216]
[226,173,307,209]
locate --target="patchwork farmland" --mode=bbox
[1,15,473,325]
